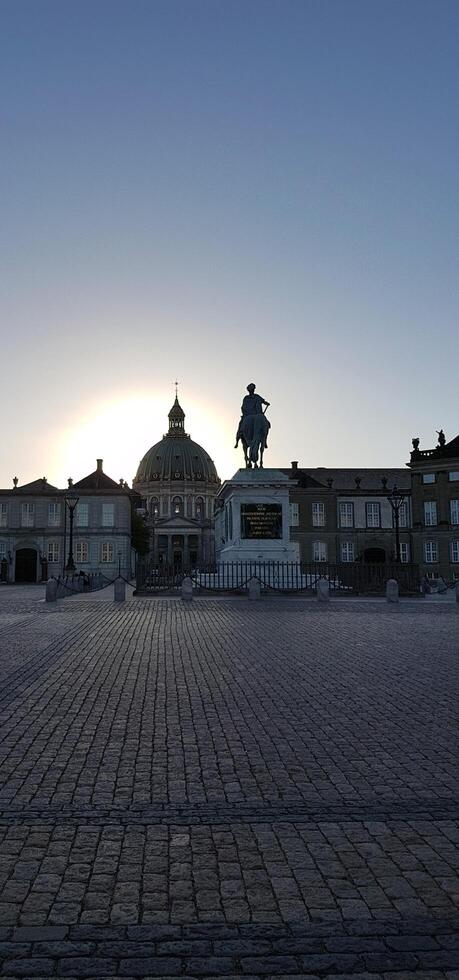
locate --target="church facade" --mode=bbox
[133,396,220,568]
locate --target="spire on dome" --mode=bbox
[168,386,186,435]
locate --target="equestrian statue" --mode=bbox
[235,383,271,468]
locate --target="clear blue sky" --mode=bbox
[1,0,458,485]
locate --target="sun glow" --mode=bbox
[54,390,237,489]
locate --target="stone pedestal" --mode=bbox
[215,469,300,564]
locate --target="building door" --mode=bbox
[364,547,386,564]
[15,548,38,582]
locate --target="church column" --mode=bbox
[183,536,190,570]
[167,536,173,567]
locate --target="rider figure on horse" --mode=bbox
[235,383,271,467]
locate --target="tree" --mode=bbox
[131,510,150,556]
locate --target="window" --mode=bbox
[47,542,59,563]
[450,500,459,525]
[102,503,114,527]
[0,541,6,560]
[422,473,436,484]
[76,502,89,527]
[48,502,61,527]
[399,542,410,563]
[195,496,204,520]
[313,541,327,562]
[101,542,114,563]
[397,501,409,528]
[312,502,325,527]
[424,501,437,526]
[451,541,459,564]
[76,541,89,563]
[424,541,438,563]
[449,472,459,482]
[172,496,183,516]
[339,502,354,528]
[289,502,299,527]
[150,497,159,518]
[21,503,34,527]
[341,541,355,562]
[0,504,7,528]
[366,502,381,528]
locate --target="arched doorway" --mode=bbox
[364,547,386,564]
[15,548,38,583]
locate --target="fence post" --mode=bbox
[248,576,261,601]
[45,578,58,603]
[386,579,399,603]
[114,578,126,602]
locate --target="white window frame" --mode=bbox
[48,502,61,527]
[313,541,327,562]
[101,541,114,563]
[341,541,355,563]
[424,540,438,563]
[76,541,89,563]
[339,502,354,528]
[312,502,325,527]
[47,542,59,563]
[289,502,299,527]
[21,502,35,527]
[0,503,7,528]
[450,500,459,525]
[451,540,459,564]
[76,502,89,527]
[102,503,115,527]
[424,501,437,527]
[0,541,6,560]
[397,501,409,528]
[366,501,381,528]
[422,473,436,484]
[399,542,410,563]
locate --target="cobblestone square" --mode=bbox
[0,586,459,976]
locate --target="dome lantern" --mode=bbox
[168,395,186,436]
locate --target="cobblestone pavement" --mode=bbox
[0,587,459,976]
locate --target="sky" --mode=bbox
[1,0,458,487]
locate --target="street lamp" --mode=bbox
[386,484,406,564]
[65,485,79,574]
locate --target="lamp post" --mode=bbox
[65,486,79,574]
[386,484,406,564]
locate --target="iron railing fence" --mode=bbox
[135,560,421,596]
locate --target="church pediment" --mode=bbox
[154,515,201,530]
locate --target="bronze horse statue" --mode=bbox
[235,410,270,468]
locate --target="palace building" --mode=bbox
[133,396,220,568]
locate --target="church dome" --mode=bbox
[134,396,220,485]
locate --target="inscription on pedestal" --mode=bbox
[240,503,282,539]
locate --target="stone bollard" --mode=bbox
[114,578,126,602]
[248,576,261,601]
[456,581,459,604]
[316,578,330,602]
[386,578,399,603]
[181,576,193,602]
[77,576,84,592]
[45,578,58,603]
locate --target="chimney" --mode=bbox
[291,461,298,471]
[97,459,103,472]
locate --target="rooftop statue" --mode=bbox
[235,383,271,468]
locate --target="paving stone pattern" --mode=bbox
[0,588,459,976]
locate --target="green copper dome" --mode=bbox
[134,397,220,485]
